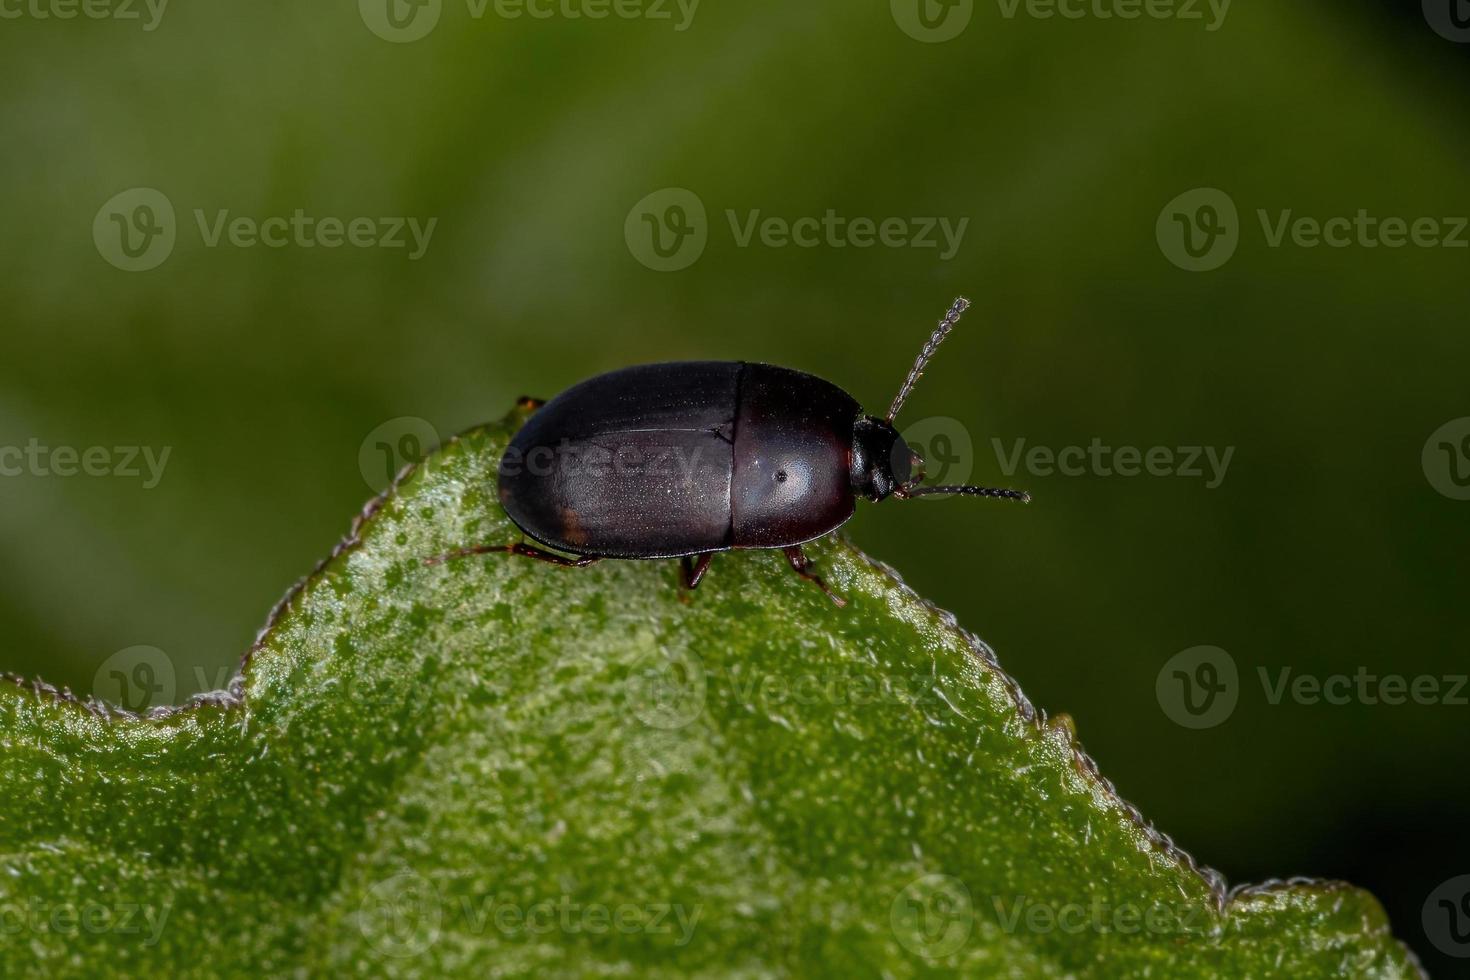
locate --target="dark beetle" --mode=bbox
[428,298,1029,605]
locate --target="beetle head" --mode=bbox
[851,416,920,502]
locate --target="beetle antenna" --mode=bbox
[901,484,1031,503]
[886,296,971,422]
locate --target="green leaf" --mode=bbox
[0,406,1420,978]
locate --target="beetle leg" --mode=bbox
[781,546,846,608]
[680,553,714,591]
[423,542,600,568]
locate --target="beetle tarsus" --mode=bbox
[782,546,846,607]
[423,542,600,568]
[680,553,714,591]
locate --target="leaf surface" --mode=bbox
[0,407,1421,978]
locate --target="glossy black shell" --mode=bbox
[498,361,861,559]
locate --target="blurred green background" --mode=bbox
[2,0,1467,972]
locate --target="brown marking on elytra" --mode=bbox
[560,507,589,548]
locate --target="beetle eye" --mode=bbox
[887,435,915,487]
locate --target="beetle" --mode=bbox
[426,297,1029,605]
